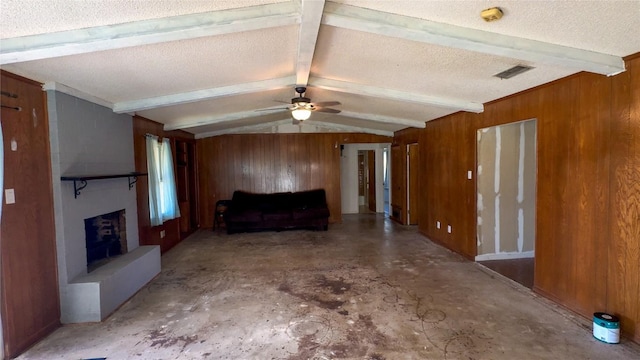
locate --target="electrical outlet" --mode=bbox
[5,189,15,204]
[160,230,166,238]
[447,225,452,234]
[436,221,441,229]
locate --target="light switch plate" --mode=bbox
[5,189,15,204]
[447,225,452,233]
[467,170,473,180]
[436,221,441,229]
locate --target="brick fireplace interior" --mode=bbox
[84,209,127,272]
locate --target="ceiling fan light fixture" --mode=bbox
[291,108,312,121]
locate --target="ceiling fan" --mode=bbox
[258,86,341,124]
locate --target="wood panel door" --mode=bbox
[407,143,419,225]
[1,72,60,358]
[358,152,365,197]
[367,150,376,212]
[390,144,404,223]
[175,139,199,237]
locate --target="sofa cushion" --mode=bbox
[292,207,330,220]
[230,191,257,211]
[292,189,327,209]
[227,189,329,233]
[263,210,293,221]
[227,209,262,222]
[261,193,292,211]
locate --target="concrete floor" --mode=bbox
[17,215,640,360]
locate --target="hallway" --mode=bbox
[17,215,640,359]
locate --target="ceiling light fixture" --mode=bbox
[291,108,312,121]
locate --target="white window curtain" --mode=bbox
[146,135,180,226]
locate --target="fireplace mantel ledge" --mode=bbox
[61,172,147,198]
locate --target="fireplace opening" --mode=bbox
[84,209,127,272]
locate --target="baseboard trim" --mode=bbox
[475,250,534,261]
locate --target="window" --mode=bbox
[146,135,180,226]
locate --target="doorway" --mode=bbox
[358,150,376,214]
[383,147,390,216]
[476,120,537,288]
[340,143,389,215]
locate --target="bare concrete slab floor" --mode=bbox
[16,215,640,360]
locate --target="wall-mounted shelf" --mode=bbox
[61,172,147,198]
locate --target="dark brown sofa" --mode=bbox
[225,189,330,234]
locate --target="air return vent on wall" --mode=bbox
[494,65,534,79]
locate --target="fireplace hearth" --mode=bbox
[84,209,127,272]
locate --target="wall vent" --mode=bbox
[494,65,534,79]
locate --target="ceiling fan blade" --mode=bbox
[292,119,301,125]
[255,107,288,112]
[312,101,341,107]
[315,107,341,114]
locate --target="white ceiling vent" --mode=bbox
[494,65,534,79]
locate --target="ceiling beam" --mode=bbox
[1,2,300,65]
[113,76,295,113]
[166,106,425,131]
[309,76,483,113]
[338,111,425,128]
[195,119,292,139]
[295,0,325,86]
[311,120,394,137]
[322,2,625,76]
[42,82,113,109]
[194,118,395,138]
[164,106,287,130]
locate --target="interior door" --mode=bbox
[407,143,419,225]
[358,152,365,200]
[175,139,199,236]
[367,150,376,212]
[390,145,403,222]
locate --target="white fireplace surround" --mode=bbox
[47,91,160,323]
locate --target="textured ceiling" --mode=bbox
[1,0,639,138]
[0,0,287,38]
[7,26,298,102]
[334,0,640,56]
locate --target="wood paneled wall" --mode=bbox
[1,71,60,358]
[420,113,477,257]
[608,55,640,343]
[132,116,195,253]
[411,55,640,342]
[389,128,420,224]
[197,133,391,228]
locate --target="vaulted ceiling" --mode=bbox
[2,0,639,138]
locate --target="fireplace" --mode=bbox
[84,209,127,272]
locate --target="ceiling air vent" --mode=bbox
[494,65,534,79]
